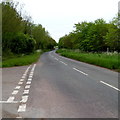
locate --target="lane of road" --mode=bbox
[2,50,119,118]
[21,51,118,118]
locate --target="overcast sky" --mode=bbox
[16,0,119,42]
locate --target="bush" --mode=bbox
[10,33,36,54]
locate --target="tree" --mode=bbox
[58,18,118,52]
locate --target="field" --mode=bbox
[56,49,120,71]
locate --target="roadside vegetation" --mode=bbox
[57,15,120,71]
[56,49,119,71]
[2,1,56,67]
[1,51,42,67]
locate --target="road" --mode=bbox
[2,50,119,118]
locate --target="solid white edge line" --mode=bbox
[73,68,88,76]
[100,81,120,91]
[0,101,18,103]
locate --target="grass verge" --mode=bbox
[1,51,43,68]
[56,49,120,72]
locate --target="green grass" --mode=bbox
[56,49,120,71]
[1,51,43,68]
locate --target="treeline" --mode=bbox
[2,1,56,56]
[58,17,120,52]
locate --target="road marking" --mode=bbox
[7,96,15,102]
[29,75,33,78]
[22,76,26,79]
[23,90,29,94]
[23,74,26,76]
[18,81,23,85]
[55,58,58,61]
[73,68,88,76]
[100,81,120,91]
[30,73,33,76]
[28,78,32,81]
[0,101,18,103]
[25,85,30,89]
[15,86,21,90]
[12,90,19,95]
[20,96,29,103]
[60,61,68,66]
[2,65,32,105]
[18,104,26,112]
[26,81,31,84]
[30,71,34,74]
[16,117,22,118]
[25,65,31,73]
[31,64,36,72]
[20,79,24,82]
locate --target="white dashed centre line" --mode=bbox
[73,68,88,76]
[60,61,68,66]
[55,58,58,61]
[100,81,120,91]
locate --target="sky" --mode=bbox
[14,0,119,42]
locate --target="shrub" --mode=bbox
[10,33,36,54]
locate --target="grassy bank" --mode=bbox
[1,51,43,68]
[56,49,120,71]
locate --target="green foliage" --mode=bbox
[10,33,36,54]
[32,24,56,50]
[104,24,120,51]
[2,51,42,67]
[2,2,24,34]
[2,1,56,60]
[56,49,120,71]
[58,17,119,52]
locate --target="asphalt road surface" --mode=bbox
[2,50,119,118]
